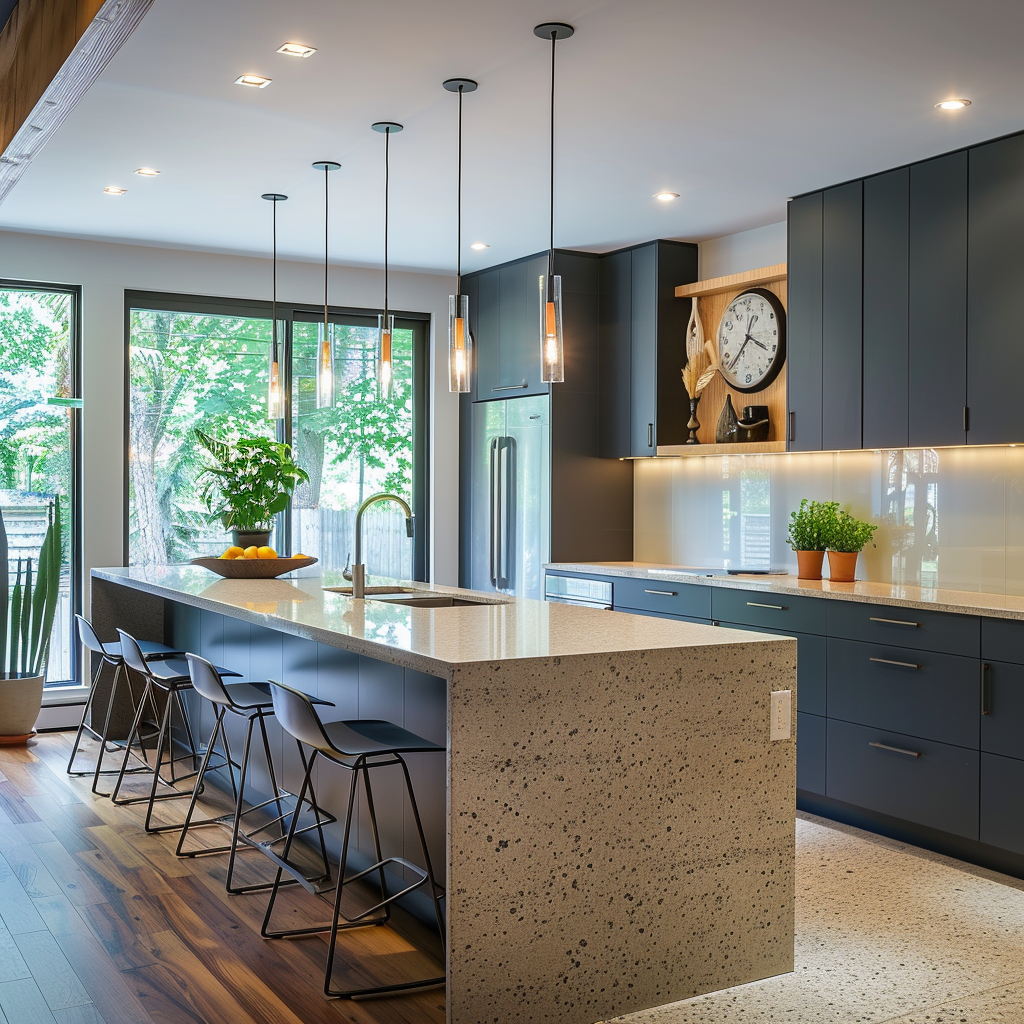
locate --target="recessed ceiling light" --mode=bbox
[653,192,679,201]
[103,186,127,195]
[935,98,971,110]
[277,42,316,57]
[235,74,272,88]
[134,167,160,176]
[470,242,490,250]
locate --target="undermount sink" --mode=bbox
[323,586,417,596]
[372,593,498,608]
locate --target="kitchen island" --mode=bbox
[91,566,797,1024]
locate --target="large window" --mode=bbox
[0,282,79,685]
[127,294,427,579]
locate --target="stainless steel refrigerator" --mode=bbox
[469,395,551,599]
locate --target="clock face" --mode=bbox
[717,288,786,393]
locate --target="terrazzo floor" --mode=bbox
[603,812,1024,1024]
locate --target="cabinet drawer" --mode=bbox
[613,577,711,619]
[981,659,1024,760]
[612,606,710,626]
[981,752,1024,855]
[826,719,979,839]
[711,588,826,635]
[827,638,979,748]
[982,618,1024,664]
[797,712,826,795]
[826,601,979,656]
[717,626,825,716]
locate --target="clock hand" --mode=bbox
[729,335,752,371]
[752,337,768,350]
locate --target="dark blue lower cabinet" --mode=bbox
[981,752,1024,855]
[981,659,1024,761]
[826,719,979,839]
[797,712,826,795]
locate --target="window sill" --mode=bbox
[41,684,88,707]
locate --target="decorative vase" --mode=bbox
[716,395,739,444]
[686,395,702,445]
[796,550,825,581]
[827,550,859,583]
[738,405,770,443]
[231,529,271,550]
[0,673,45,743]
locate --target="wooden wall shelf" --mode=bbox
[675,263,788,298]
[656,440,787,457]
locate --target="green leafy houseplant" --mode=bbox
[827,509,878,554]
[0,498,63,739]
[196,431,308,534]
[787,499,837,552]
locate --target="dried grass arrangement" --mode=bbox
[680,297,720,399]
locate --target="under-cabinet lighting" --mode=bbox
[103,186,126,195]
[277,42,317,57]
[471,242,489,250]
[134,167,159,176]
[235,74,272,88]
[935,99,971,110]
[654,191,679,201]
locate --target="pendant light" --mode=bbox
[312,159,341,408]
[534,21,574,383]
[372,121,403,400]
[261,192,287,421]
[443,78,478,393]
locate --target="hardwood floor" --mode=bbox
[0,732,447,1024]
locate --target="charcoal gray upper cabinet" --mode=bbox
[910,151,968,447]
[598,239,698,458]
[787,192,823,451]
[473,252,550,401]
[969,134,1024,445]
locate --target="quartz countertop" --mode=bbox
[92,565,782,676]
[545,561,1024,621]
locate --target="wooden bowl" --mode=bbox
[190,556,318,579]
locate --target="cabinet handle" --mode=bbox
[869,656,921,670]
[493,382,528,391]
[644,589,677,597]
[869,741,921,759]
[747,601,787,611]
[964,406,970,432]
[647,423,654,448]
[869,616,922,628]
[982,662,992,716]
[788,410,795,442]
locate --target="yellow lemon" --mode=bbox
[221,546,244,560]
[257,546,277,559]
[242,545,260,560]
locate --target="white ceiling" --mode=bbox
[3,0,1024,274]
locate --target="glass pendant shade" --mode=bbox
[540,274,564,383]
[448,293,471,393]
[267,324,282,420]
[316,321,334,409]
[378,313,395,399]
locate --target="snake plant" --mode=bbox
[0,497,62,679]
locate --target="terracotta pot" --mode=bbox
[0,673,45,742]
[796,550,825,580]
[827,550,859,583]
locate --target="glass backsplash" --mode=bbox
[634,446,1020,594]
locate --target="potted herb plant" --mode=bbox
[196,431,308,550]
[787,499,837,580]
[0,498,62,743]
[825,508,877,583]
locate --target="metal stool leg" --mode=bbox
[110,677,157,805]
[175,706,234,857]
[66,656,107,775]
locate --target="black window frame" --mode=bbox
[123,290,430,581]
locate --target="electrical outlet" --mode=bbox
[770,690,792,741]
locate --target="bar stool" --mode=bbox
[260,680,446,999]
[174,654,335,895]
[66,614,184,796]
[109,629,239,834]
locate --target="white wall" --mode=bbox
[698,221,787,279]
[0,230,459,607]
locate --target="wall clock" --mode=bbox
[716,287,786,393]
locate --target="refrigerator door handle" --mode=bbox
[503,436,517,592]
[489,437,500,587]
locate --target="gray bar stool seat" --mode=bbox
[109,630,239,833]
[66,614,184,795]
[260,680,446,1000]
[175,654,335,895]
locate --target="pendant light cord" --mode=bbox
[323,164,329,339]
[549,29,556,281]
[457,84,463,295]
[271,198,278,351]
[384,127,390,318]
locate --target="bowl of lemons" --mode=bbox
[190,545,318,579]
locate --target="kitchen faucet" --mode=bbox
[343,493,415,598]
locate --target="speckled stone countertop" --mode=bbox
[91,565,781,677]
[546,561,1024,621]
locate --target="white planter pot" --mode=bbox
[0,673,45,738]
